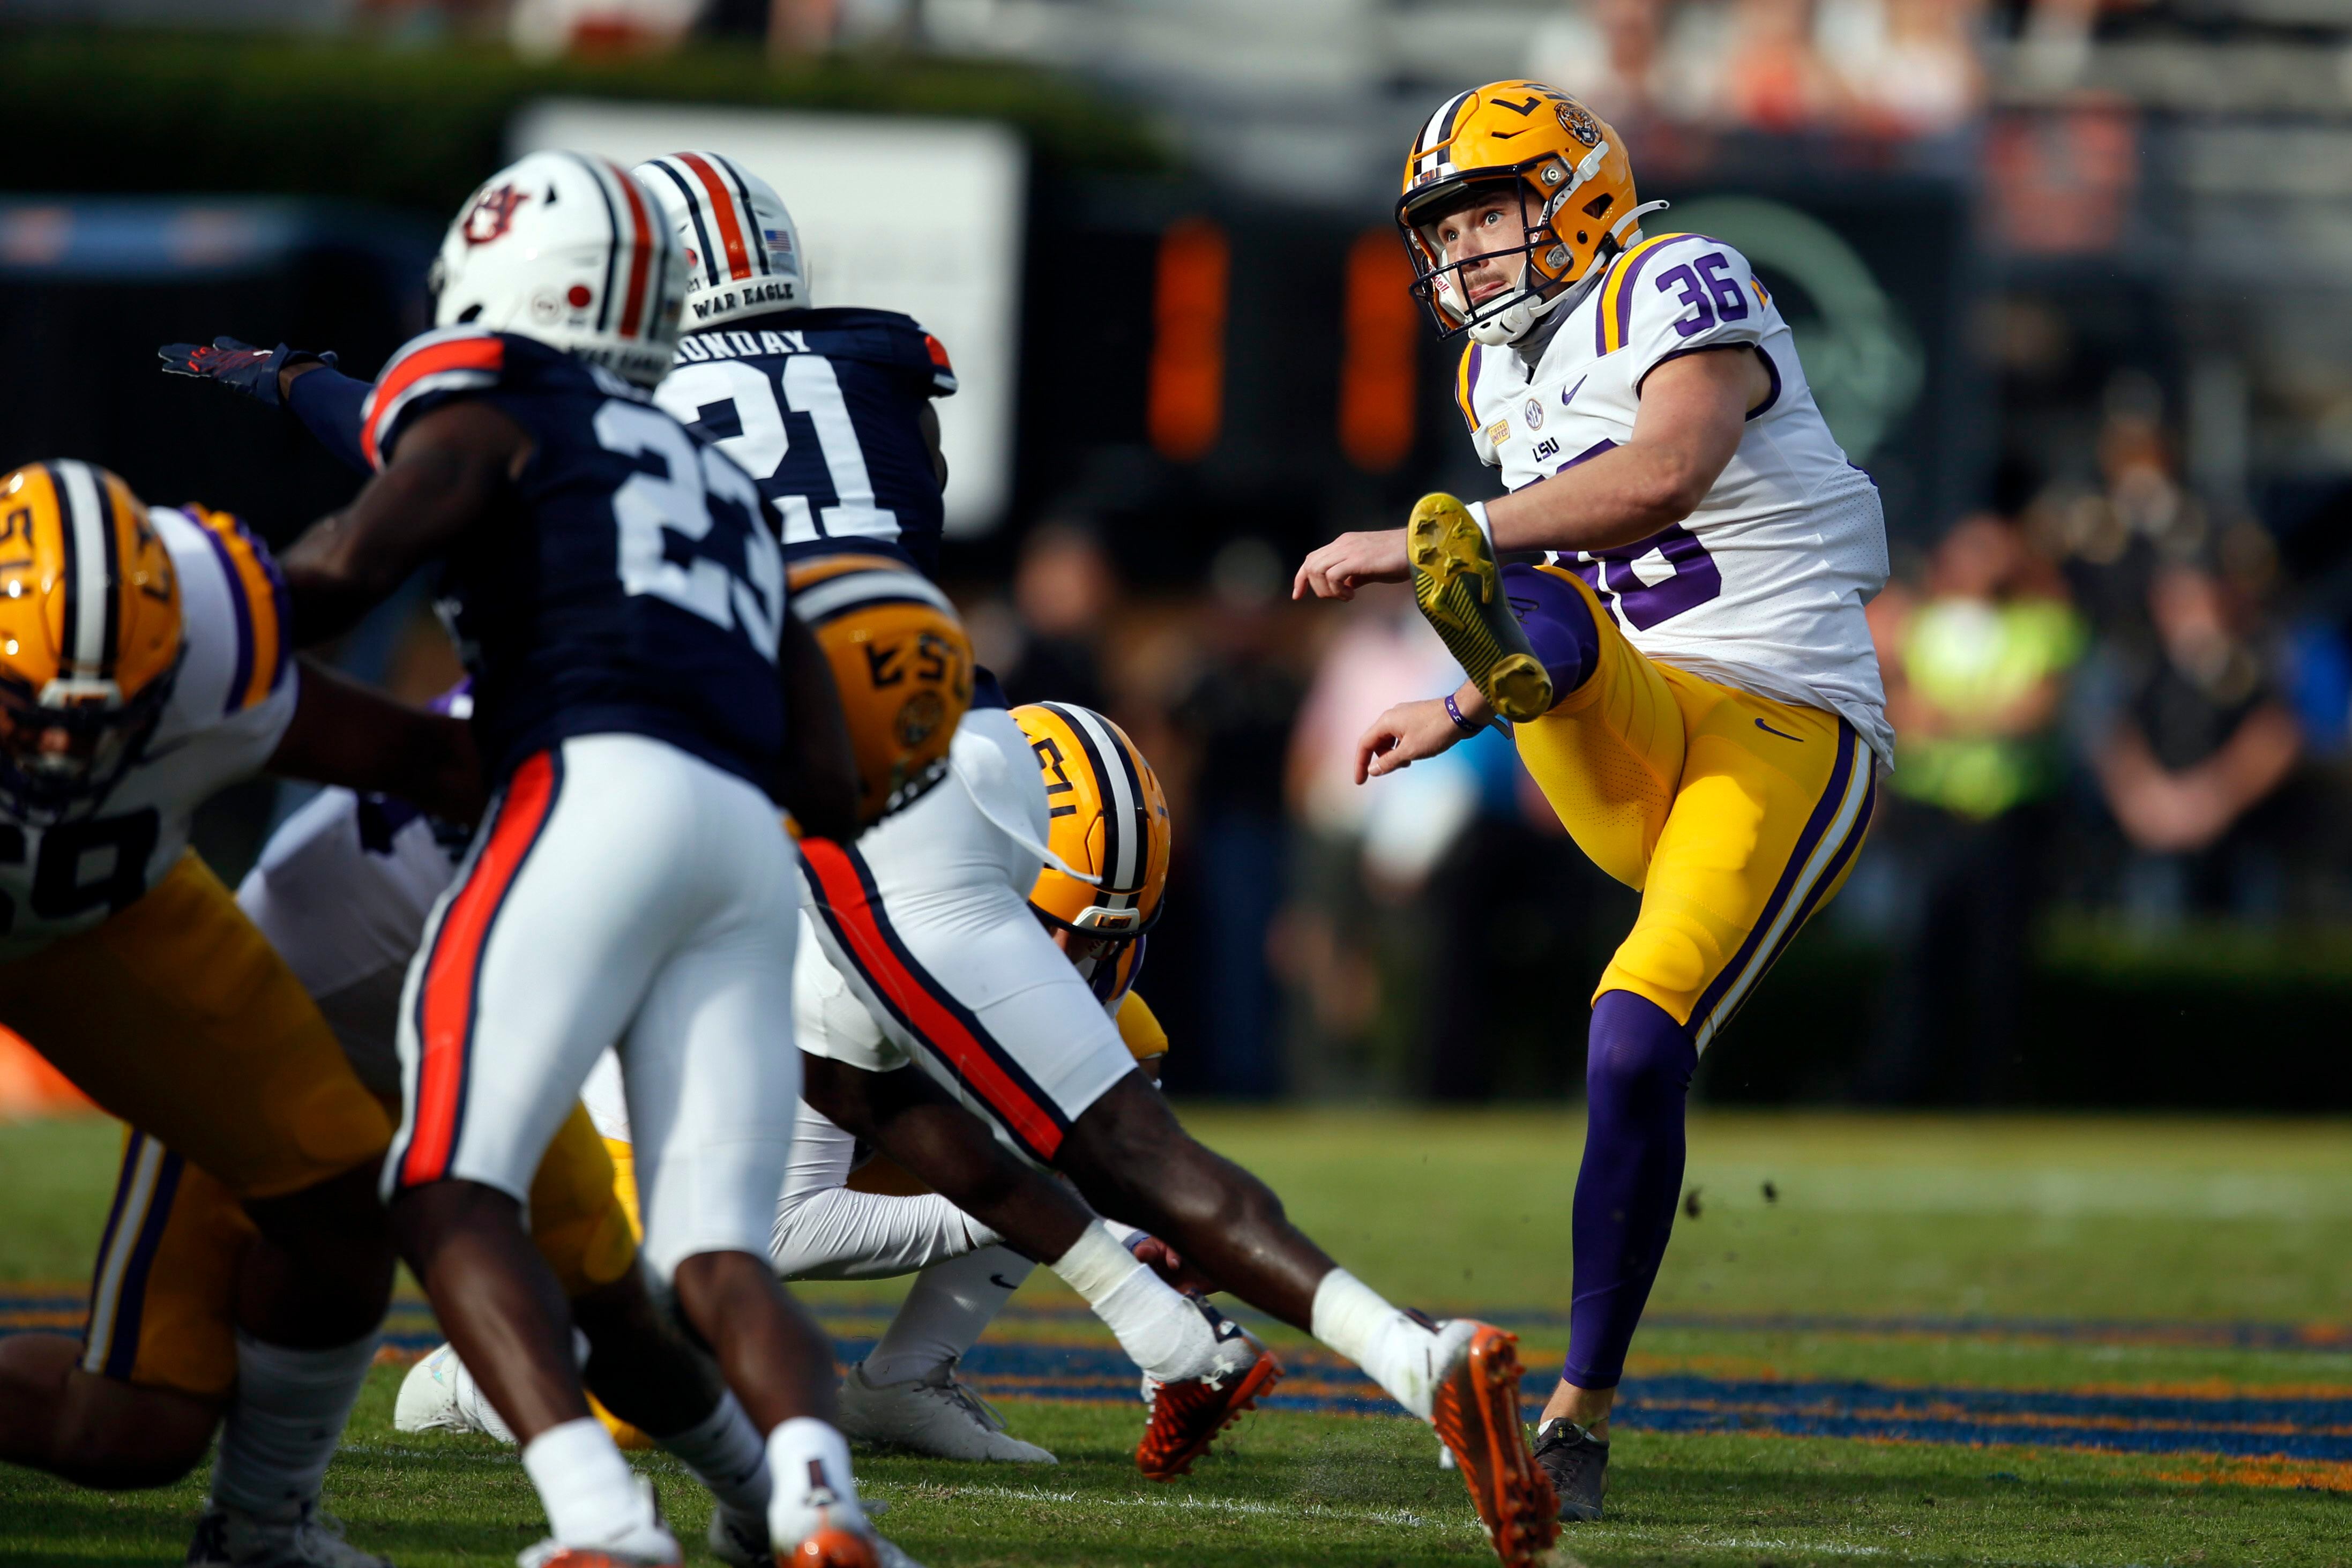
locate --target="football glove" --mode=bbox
[157,337,337,411]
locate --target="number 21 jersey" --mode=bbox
[654,308,957,577]
[361,329,787,788]
[1459,233,1892,765]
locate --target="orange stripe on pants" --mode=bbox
[400,752,560,1189]
[800,839,1066,1160]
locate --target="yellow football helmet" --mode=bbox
[788,552,973,827]
[1397,80,1662,346]
[1012,703,1171,950]
[0,462,183,822]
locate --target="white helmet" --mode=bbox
[634,151,811,332]
[428,151,685,389]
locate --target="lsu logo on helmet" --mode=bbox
[1011,703,1170,945]
[0,462,183,822]
[787,554,972,826]
[1397,79,1663,346]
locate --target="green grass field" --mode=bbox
[4,1109,2350,1567]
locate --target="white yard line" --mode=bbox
[861,1480,1481,1535]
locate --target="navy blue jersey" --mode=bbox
[362,329,787,788]
[652,307,955,578]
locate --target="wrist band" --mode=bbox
[1444,692,1481,734]
[1465,500,1495,553]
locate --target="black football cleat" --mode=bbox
[1531,1417,1610,1522]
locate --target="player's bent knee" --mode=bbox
[1501,563,1602,702]
[1586,991,1698,1102]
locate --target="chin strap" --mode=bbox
[950,753,1102,887]
[1610,200,1672,247]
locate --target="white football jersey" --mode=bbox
[237,784,464,1096]
[1459,232,1892,763]
[0,507,296,962]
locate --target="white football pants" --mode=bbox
[385,733,801,1280]
[793,707,1138,1164]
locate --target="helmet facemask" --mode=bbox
[1405,177,1567,343]
[1403,171,1642,347]
[0,650,183,824]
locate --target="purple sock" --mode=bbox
[1500,564,1601,705]
[1562,990,1696,1391]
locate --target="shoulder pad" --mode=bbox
[361,328,507,469]
[797,308,957,395]
[1597,234,1761,361]
[159,504,290,715]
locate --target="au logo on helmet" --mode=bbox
[461,184,531,247]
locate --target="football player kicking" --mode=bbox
[1296,81,1891,1522]
[221,152,897,1568]
[0,463,479,1566]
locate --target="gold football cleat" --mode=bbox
[1406,494,1554,723]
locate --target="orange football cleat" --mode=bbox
[1136,1345,1283,1482]
[780,1526,879,1567]
[1431,1323,1559,1567]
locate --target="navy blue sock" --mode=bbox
[1562,990,1696,1391]
[1499,564,1601,704]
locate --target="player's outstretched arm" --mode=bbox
[156,337,372,473]
[268,657,485,825]
[799,1055,1092,1265]
[776,612,861,841]
[1483,345,1764,557]
[279,400,529,646]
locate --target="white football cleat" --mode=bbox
[393,1343,512,1442]
[183,1498,391,1568]
[836,1359,1055,1464]
[516,1480,679,1567]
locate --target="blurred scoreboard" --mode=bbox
[1000,164,1978,583]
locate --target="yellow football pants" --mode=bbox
[0,852,387,1200]
[1517,566,1878,1049]
[81,1103,637,1400]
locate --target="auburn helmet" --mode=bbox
[0,462,183,822]
[429,152,686,389]
[1397,80,1666,346]
[636,151,811,332]
[788,553,972,826]
[1012,703,1171,948]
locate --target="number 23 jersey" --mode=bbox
[361,329,787,788]
[0,505,294,961]
[1460,233,1892,765]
